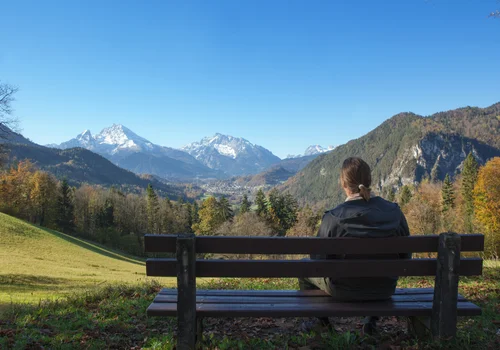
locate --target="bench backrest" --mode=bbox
[145,233,484,278]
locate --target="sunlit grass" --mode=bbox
[0,212,175,305]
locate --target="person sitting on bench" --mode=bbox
[299,157,411,335]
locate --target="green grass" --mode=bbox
[0,212,175,305]
[0,213,498,349]
[1,267,498,349]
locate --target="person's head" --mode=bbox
[340,157,372,201]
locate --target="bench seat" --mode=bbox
[147,288,481,318]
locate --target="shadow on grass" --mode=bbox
[35,225,145,266]
[0,274,72,287]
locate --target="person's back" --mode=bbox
[298,157,410,334]
[315,195,410,300]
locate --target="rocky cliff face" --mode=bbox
[379,133,499,191]
[280,102,500,207]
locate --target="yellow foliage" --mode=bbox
[474,157,500,257]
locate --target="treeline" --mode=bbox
[389,154,499,258]
[2,154,498,258]
[0,160,197,255]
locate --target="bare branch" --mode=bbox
[0,81,20,140]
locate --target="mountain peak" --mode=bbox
[181,133,280,175]
[304,145,335,156]
[95,124,150,146]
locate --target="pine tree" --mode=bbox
[255,189,268,217]
[218,196,233,222]
[240,194,251,214]
[146,184,160,233]
[461,152,479,233]
[399,185,412,206]
[442,173,455,212]
[387,188,396,202]
[191,201,200,226]
[56,179,74,233]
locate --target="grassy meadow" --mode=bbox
[0,213,498,349]
[0,212,175,305]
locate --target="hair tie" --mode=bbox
[358,184,370,191]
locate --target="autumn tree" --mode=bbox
[192,196,224,235]
[30,171,58,226]
[286,206,321,237]
[461,152,479,233]
[403,182,442,237]
[473,157,500,257]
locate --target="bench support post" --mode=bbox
[176,234,197,350]
[431,232,461,339]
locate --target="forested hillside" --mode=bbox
[281,103,500,208]
[3,143,181,198]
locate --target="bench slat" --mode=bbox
[147,300,481,317]
[144,234,484,254]
[153,293,468,304]
[146,258,483,278]
[158,288,437,296]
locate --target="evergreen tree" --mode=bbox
[218,196,233,222]
[386,188,396,202]
[255,189,268,217]
[146,183,160,233]
[240,194,251,214]
[399,185,412,206]
[56,179,74,233]
[461,152,479,233]
[442,173,455,212]
[191,201,200,225]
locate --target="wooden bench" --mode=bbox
[145,232,484,349]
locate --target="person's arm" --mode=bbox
[311,212,337,260]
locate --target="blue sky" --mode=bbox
[1,0,499,158]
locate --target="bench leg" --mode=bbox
[177,234,197,350]
[196,317,203,348]
[408,316,431,338]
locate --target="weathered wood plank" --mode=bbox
[431,232,461,338]
[146,258,483,278]
[153,293,468,304]
[176,234,196,350]
[147,300,481,318]
[144,234,484,254]
[158,288,438,296]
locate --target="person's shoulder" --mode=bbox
[371,196,401,211]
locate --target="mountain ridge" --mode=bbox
[279,102,500,208]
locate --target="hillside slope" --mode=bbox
[0,213,172,304]
[281,103,500,208]
[3,141,182,198]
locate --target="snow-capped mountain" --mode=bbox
[59,129,97,150]
[285,145,336,159]
[52,124,219,180]
[304,145,335,156]
[181,133,281,176]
